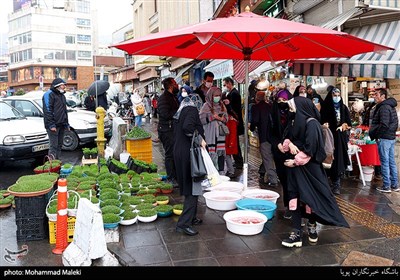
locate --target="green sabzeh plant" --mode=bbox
[102,213,121,224]
[138,209,157,217]
[101,205,121,215]
[122,210,137,221]
[173,204,183,210]
[90,147,98,158]
[156,195,169,202]
[82,148,91,159]
[155,204,173,213]
[126,126,151,139]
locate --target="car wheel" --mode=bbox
[62,130,79,151]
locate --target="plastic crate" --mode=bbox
[15,195,47,219]
[126,137,152,163]
[48,217,76,244]
[16,217,48,241]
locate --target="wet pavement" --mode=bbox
[1,117,400,268]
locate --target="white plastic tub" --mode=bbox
[205,181,244,194]
[223,210,268,235]
[203,191,242,211]
[241,189,280,204]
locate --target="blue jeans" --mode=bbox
[135,115,143,127]
[377,139,398,189]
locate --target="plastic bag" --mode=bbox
[200,147,222,187]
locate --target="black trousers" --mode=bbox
[47,127,65,159]
[158,128,176,180]
[233,133,243,167]
[177,195,198,228]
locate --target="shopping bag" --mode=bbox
[190,131,207,181]
[200,146,222,187]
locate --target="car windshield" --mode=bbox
[0,102,26,120]
[33,99,43,109]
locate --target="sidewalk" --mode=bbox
[1,117,400,267]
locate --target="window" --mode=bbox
[55,50,65,60]
[77,34,91,42]
[65,35,75,44]
[76,18,90,26]
[66,51,76,60]
[78,51,91,58]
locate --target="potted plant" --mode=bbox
[137,208,157,223]
[156,195,169,205]
[149,163,158,173]
[120,211,138,226]
[90,147,98,159]
[102,213,121,229]
[173,204,183,215]
[82,148,91,159]
[155,204,173,217]
[160,183,173,194]
[101,205,122,215]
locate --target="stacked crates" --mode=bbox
[14,195,49,241]
[126,137,152,163]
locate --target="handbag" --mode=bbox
[135,104,145,115]
[190,130,207,181]
[219,122,230,136]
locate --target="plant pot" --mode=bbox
[157,210,172,218]
[137,214,157,223]
[161,188,173,194]
[83,154,91,159]
[173,209,183,216]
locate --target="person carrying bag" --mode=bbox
[190,130,207,181]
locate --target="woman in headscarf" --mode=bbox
[270,89,293,219]
[173,93,205,236]
[199,87,228,173]
[320,87,351,195]
[280,97,349,248]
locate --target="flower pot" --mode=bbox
[173,209,183,216]
[161,188,173,194]
[137,214,157,223]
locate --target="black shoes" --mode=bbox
[192,217,203,225]
[281,230,302,248]
[225,172,236,179]
[176,226,198,236]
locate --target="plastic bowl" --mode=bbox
[235,198,277,219]
[223,210,268,235]
[241,189,280,204]
[205,182,244,194]
[203,191,242,211]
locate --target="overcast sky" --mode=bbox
[0,0,133,55]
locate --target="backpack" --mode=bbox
[135,104,145,115]
[307,118,335,169]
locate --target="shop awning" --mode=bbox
[292,20,400,79]
[232,60,265,84]
[174,64,193,85]
[321,7,363,30]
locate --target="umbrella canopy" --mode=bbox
[88,80,110,97]
[112,8,393,187]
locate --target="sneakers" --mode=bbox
[281,230,302,248]
[391,186,400,192]
[377,187,391,193]
[283,209,292,220]
[307,222,318,243]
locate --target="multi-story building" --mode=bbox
[7,0,95,92]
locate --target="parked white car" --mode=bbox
[3,91,112,151]
[0,100,49,162]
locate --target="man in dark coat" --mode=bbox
[158,77,180,186]
[369,88,399,193]
[173,94,204,236]
[223,77,244,169]
[250,91,278,187]
[194,71,214,103]
[42,78,70,159]
[84,95,96,111]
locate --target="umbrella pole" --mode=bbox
[243,61,249,189]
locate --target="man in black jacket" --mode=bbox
[250,91,278,187]
[42,78,70,159]
[158,78,180,186]
[223,77,244,169]
[369,88,399,193]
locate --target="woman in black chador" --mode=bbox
[280,97,349,248]
[320,87,351,195]
[173,94,205,236]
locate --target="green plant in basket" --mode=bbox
[101,205,121,215]
[62,163,73,169]
[155,204,173,213]
[126,126,151,139]
[102,213,121,224]
[122,211,137,221]
[138,209,157,217]
[47,204,58,214]
[173,204,183,211]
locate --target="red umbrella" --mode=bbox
[112,8,393,187]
